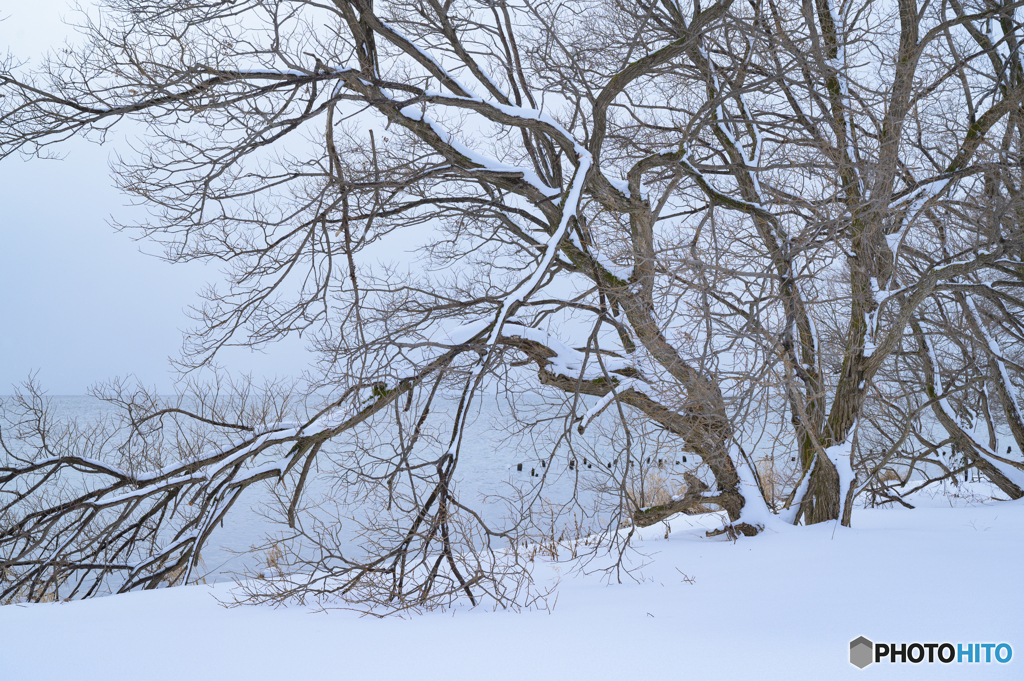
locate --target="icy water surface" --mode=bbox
[1,393,626,582]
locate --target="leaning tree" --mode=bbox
[3,0,1024,608]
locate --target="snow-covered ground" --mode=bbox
[2,489,1021,680]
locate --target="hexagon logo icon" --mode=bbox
[850,636,874,669]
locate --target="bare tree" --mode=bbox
[3,0,1024,608]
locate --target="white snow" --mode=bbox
[733,443,790,532]
[923,331,1024,491]
[446,319,492,345]
[965,296,1024,430]
[887,178,951,257]
[98,472,209,507]
[956,420,1024,492]
[577,378,637,432]
[500,323,636,381]
[397,104,559,197]
[825,436,857,518]
[778,454,815,525]
[479,154,593,358]
[443,320,638,383]
[2,499,1021,680]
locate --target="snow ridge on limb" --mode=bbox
[779,454,816,526]
[731,443,789,534]
[963,295,1024,441]
[827,424,859,527]
[397,103,559,198]
[435,152,594,458]
[483,152,594,351]
[577,379,638,434]
[0,350,467,602]
[914,321,1024,499]
[446,318,653,425]
[449,315,752,530]
[954,421,1024,492]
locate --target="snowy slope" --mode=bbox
[2,500,1021,680]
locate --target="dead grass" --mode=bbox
[628,469,715,514]
[160,553,205,587]
[878,468,901,484]
[255,544,286,580]
[0,566,66,605]
[754,456,802,510]
[630,470,685,509]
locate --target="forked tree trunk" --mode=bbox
[799,456,843,525]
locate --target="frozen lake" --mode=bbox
[1,392,637,583]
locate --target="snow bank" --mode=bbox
[2,501,1021,680]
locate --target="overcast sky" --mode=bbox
[1,2,309,394]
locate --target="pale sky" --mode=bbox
[1,2,309,394]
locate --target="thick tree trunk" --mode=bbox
[531,355,750,522]
[799,455,843,524]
